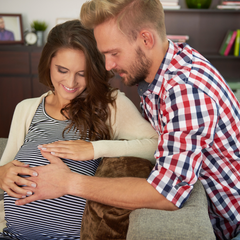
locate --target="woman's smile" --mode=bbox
[62,84,79,93]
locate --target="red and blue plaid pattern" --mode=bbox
[139,41,240,240]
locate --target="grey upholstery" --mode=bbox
[0,138,7,231]
[0,138,7,160]
[0,138,7,201]
[127,180,215,240]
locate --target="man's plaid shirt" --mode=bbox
[138,40,240,240]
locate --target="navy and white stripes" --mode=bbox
[4,98,101,240]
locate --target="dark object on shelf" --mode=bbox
[185,0,212,8]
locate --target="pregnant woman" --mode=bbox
[0,20,157,239]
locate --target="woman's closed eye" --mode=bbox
[78,72,85,77]
[58,67,68,74]
[56,65,68,74]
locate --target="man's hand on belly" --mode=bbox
[15,151,72,205]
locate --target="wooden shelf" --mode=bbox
[165,9,240,13]
[204,55,240,59]
[164,9,240,81]
[0,45,47,137]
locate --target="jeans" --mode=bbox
[232,232,240,240]
[0,229,17,240]
[0,234,12,239]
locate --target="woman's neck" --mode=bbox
[44,94,69,121]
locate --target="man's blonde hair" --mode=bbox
[80,0,166,41]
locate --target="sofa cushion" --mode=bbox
[127,180,215,240]
[0,138,7,160]
[0,198,6,233]
[0,138,7,232]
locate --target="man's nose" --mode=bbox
[105,56,116,71]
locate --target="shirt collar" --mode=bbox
[138,40,186,96]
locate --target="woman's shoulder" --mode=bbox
[16,91,51,108]
[15,91,52,113]
[111,89,136,108]
[111,89,129,101]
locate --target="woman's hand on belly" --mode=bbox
[0,160,38,198]
[38,140,94,161]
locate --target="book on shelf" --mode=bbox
[163,5,181,9]
[221,0,240,4]
[161,0,181,9]
[217,4,240,8]
[234,29,240,57]
[222,1,240,5]
[219,30,233,55]
[219,30,240,56]
[167,35,189,43]
[161,0,179,5]
[224,30,237,56]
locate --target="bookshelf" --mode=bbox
[0,9,239,137]
[164,9,240,82]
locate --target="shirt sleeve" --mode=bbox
[91,91,158,164]
[147,84,218,208]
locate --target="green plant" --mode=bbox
[31,20,48,31]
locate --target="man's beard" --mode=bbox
[114,47,152,86]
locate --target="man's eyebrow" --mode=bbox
[101,48,119,55]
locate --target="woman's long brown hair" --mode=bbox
[38,20,116,141]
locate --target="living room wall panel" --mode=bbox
[0,77,31,138]
[0,52,29,75]
[0,46,43,137]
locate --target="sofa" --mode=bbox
[0,137,216,239]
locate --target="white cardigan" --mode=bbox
[0,90,158,166]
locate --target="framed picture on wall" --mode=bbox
[0,14,24,44]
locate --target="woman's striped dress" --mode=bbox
[3,98,101,240]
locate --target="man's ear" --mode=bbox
[139,30,155,49]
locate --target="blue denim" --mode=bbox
[0,233,12,239]
[0,230,17,240]
[232,232,240,240]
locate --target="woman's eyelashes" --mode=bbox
[78,72,85,77]
[57,66,68,74]
[56,65,85,77]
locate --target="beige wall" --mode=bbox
[0,0,86,42]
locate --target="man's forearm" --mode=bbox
[67,173,178,211]
[15,152,178,210]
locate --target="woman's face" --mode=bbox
[50,47,87,106]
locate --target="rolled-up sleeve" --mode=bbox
[147,84,218,208]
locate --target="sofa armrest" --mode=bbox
[127,180,215,240]
[0,138,7,197]
[0,138,7,161]
[0,138,7,231]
